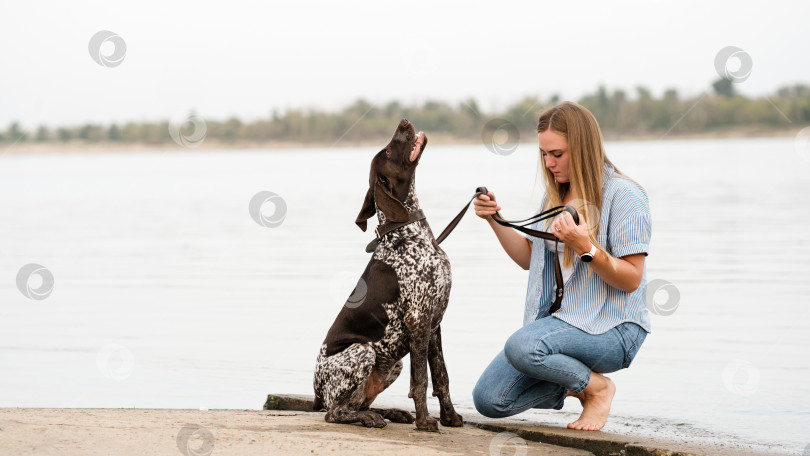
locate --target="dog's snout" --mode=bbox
[399,119,410,129]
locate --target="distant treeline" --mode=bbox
[3,78,809,146]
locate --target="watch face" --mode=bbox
[581,254,594,263]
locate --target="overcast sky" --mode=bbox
[1,0,808,129]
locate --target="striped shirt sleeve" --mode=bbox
[607,178,652,258]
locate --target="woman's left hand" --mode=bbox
[549,211,591,254]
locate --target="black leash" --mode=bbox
[435,186,579,314]
[365,186,578,314]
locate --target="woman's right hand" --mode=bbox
[474,191,502,219]
[475,190,532,269]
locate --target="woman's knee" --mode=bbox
[504,328,546,370]
[472,383,510,418]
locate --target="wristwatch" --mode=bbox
[580,243,597,263]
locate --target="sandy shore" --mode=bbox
[0,408,584,456]
[0,406,787,456]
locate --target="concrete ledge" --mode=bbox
[467,418,698,456]
[264,394,708,456]
[263,394,316,412]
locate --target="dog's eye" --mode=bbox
[384,149,391,157]
[378,176,389,186]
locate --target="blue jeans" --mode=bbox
[472,316,647,418]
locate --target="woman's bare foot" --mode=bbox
[566,372,615,431]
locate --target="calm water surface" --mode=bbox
[1,138,809,454]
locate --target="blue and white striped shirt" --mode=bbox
[523,162,652,335]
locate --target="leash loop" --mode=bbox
[435,186,578,315]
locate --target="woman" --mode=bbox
[471,101,651,431]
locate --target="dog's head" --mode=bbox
[355,119,428,231]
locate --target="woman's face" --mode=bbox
[539,130,570,183]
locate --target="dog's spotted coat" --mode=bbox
[313,120,463,430]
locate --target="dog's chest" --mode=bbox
[377,229,450,293]
[370,226,451,362]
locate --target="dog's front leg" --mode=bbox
[428,326,464,427]
[404,312,438,431]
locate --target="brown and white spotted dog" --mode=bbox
[313,119,463,431]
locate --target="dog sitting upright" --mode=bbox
[313,119,463,431]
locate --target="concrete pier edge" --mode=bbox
[263,394,700,456]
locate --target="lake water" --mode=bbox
[1,137,809,454]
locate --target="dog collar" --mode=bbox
[365,210,426,253]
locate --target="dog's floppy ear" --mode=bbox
[355,187,376,231]
[372,180,409,223]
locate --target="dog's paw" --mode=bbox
[440,411,463,427]
[358,411,387,428]
[384,409,415,424]
[414,415,439,432]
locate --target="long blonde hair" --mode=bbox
[537,101,619,268]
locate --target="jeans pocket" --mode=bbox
[621,323,647,369]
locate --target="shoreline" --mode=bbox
[0,126,803,155]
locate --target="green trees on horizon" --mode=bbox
[3,79,808,146]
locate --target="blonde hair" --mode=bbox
[537,101,620,268]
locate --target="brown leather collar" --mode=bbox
[365,210,426,253]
